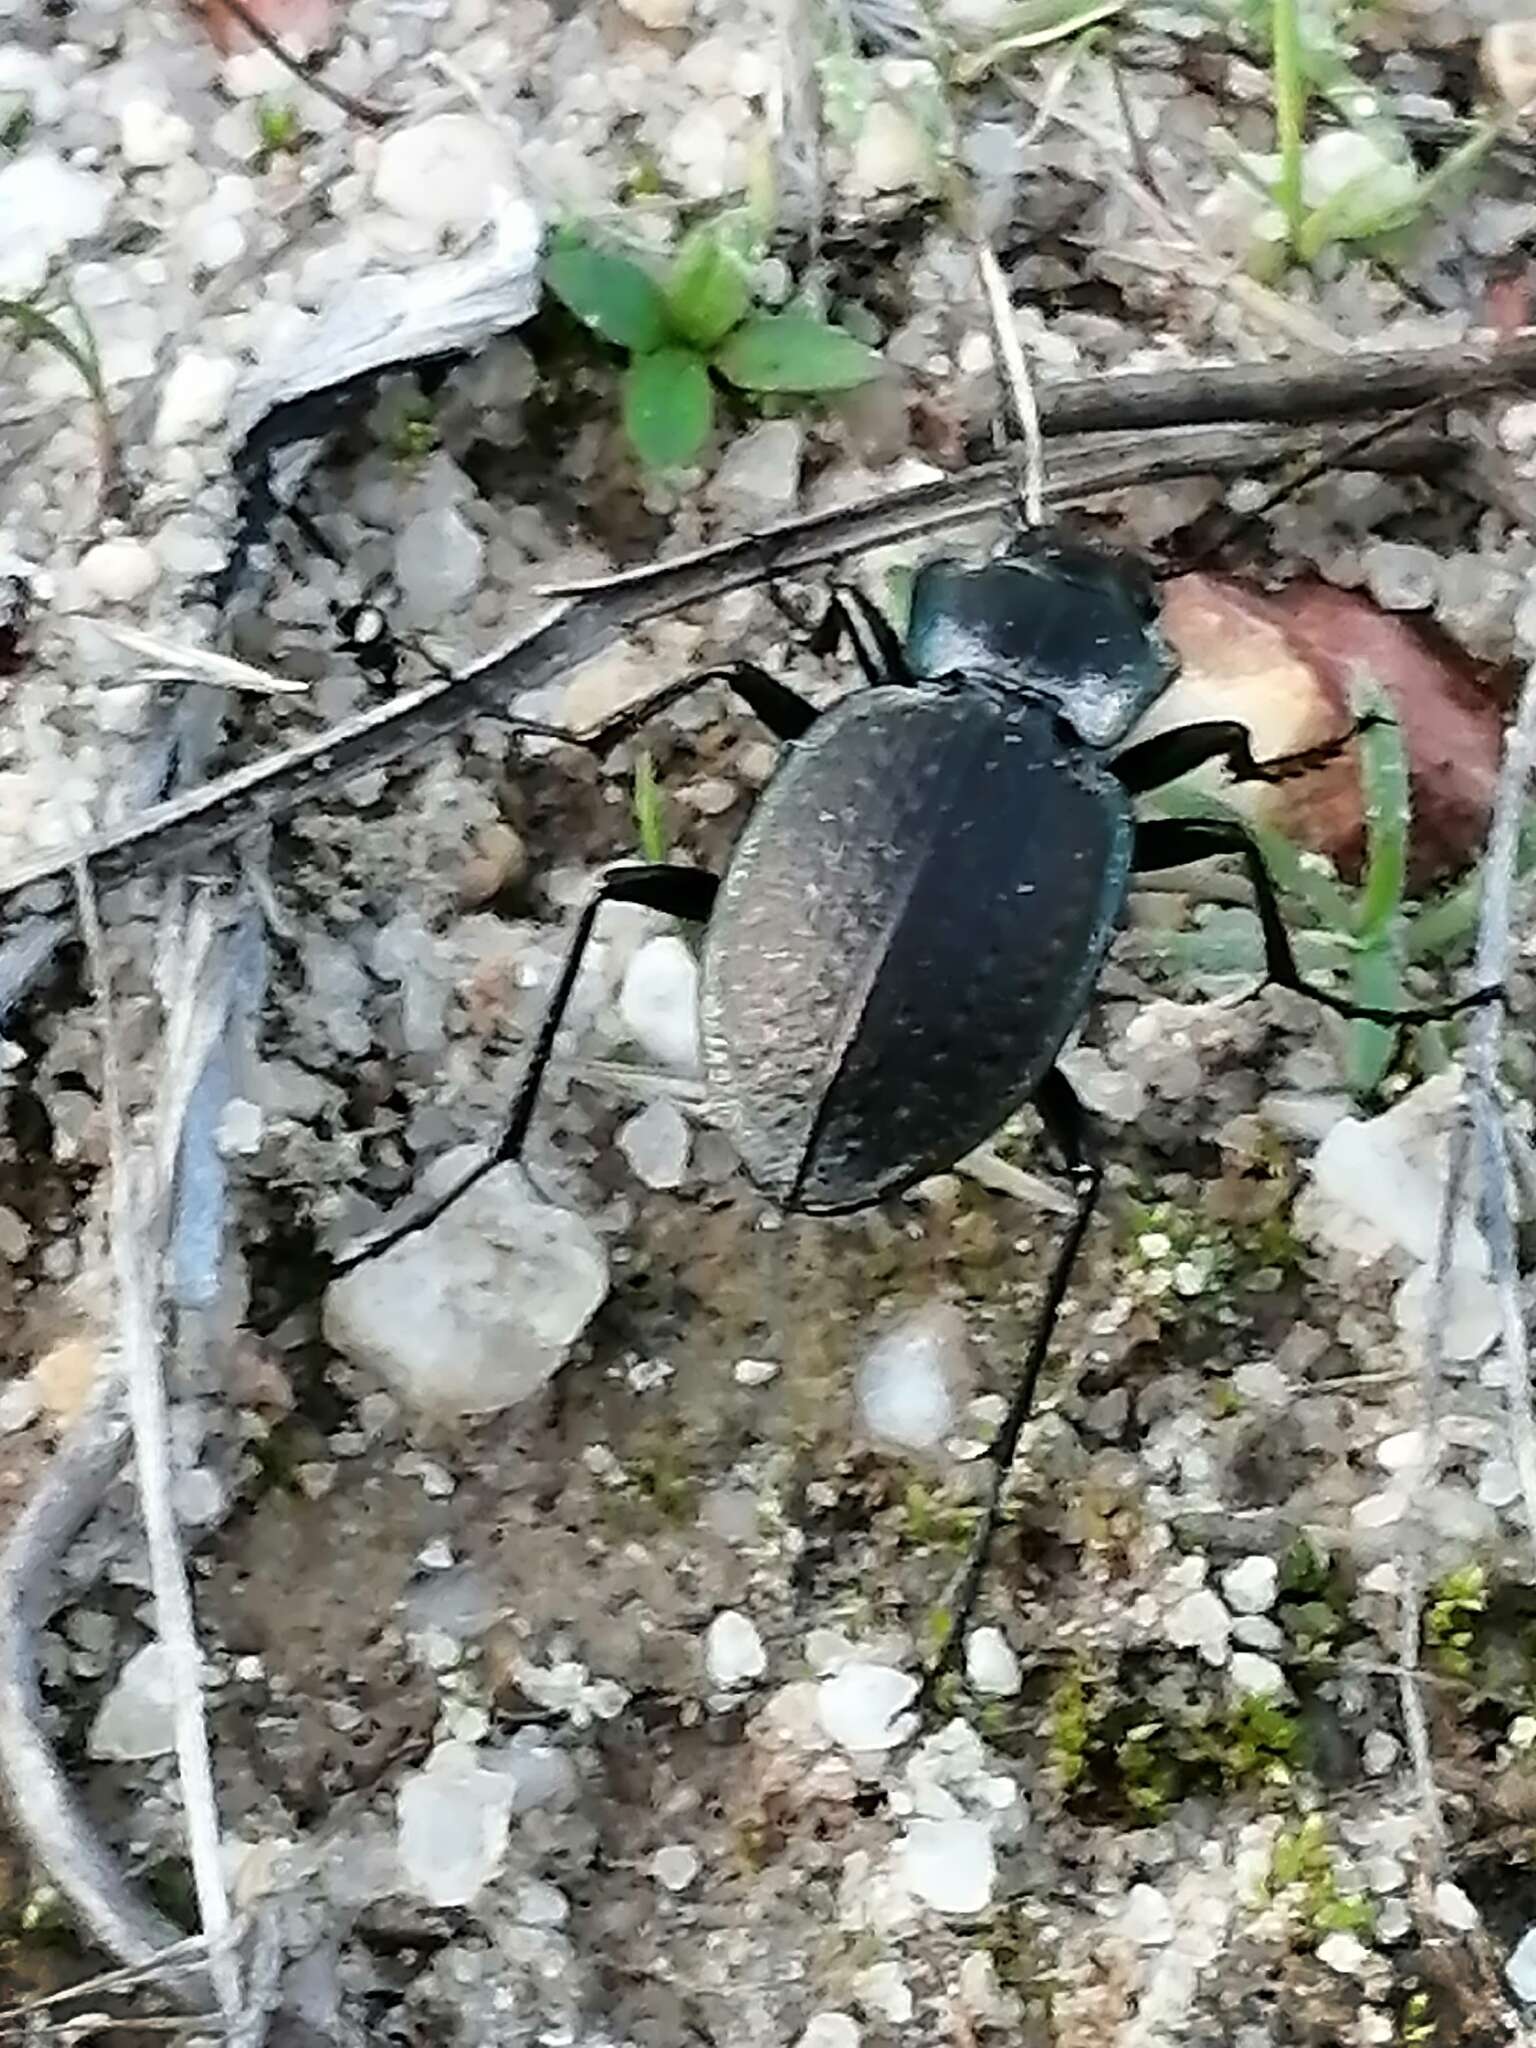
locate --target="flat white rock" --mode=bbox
[709,421,803,519]
[396,1741,518,1906]
[1164,1587,1231,1666]
[857,1304,966,1452]
[0,155,110,293]
[898,1816,996,1915]
[705,1608,767,1688]
[795,2017,860,2048]
[119,98,194,168]
[89,1643,178,1760]
[817,1662,918,1753]
[324,1163,608,1416]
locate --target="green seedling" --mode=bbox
[633,748,670,865]
[1425,1562,1488,1680]
[545,213,881,472]
[1265,1813,1376,1943]
[256,99,301,161]
[0,284,119,505]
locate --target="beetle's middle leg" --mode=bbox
[1133,817,1499,1027]
[928,1068,1103,1688]
[332,862,718,1275]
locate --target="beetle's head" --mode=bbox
[905,528,1175,747]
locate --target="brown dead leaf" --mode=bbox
[1149,573,1501,886]
[189,0,335,56]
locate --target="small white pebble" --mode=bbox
[78,538,159,604]
[1219,1555,1278,1614]
[1511,1716,1536,1751]
[705,1609,766,1689]
[733,1357,779,1387]
[1316,1931,1373,1976]
[1120,1883,1175,1946]
[795,2017,860,2048]
[818,1663,918,1753]
[154,352,238,445]
[618,1099,690,1190]
[649,1843,700,1892]
[1229,1651,1286,1700]
[417,1538,454,1570]
[899,1817,996,1915]
[0,1377,40,1435]
[119,97,194,168]
[1511,1925,1536,2003]
[1375,1429,1426,1474]
[964,1627,1021,1698]
[1362,1731,1400,1774]
[1433,1880,1479,1932]
[857,1305,965,1452]
[1165,1588,1231,1666]
[852,1961,912,2024]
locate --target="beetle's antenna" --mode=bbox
[973,240,1046,530]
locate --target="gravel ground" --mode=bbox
[6,0,1536,2043]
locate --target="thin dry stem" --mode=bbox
[72,865,240,2023]
[973,241,1045,526]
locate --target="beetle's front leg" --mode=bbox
[1133,816,1500,1027]
[1112,715,1379,796]
[331,862,718,1276]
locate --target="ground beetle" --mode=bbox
[342,523,1490,1657]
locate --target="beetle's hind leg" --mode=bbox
[331,863,718,1276]
[924,1070,1103,1697]
[1133,816,1500,1027]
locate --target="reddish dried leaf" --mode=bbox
[1154,573,1501,885]
[191,0,335,56]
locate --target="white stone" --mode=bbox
[89,1643,177,1761]
[1362,1731,1399,1774]
[0,155,110,293]
[1165,1588,1231,1666]
[619,935,700,1071]
[1229,1651,1286,1699]
[857,1305,966,1452]
[396,505,484,622]
[617,0,693,26]
[1434,1880,1479,1932]
[705,1609,766,1688]
[1120,1883,1175,1945]
[709,422,803,520]
[649,1843,700,1891]
[119,98,194,169]
[1316,1931,1373,1976]
[1376,1429,1426,1474]
[853,1962,912,2024]
[850,100,930,197]
[733,1356,779,1386]
[796,2017,860,2048]
[78,538,160,604]
[1510,1926,1536,2004]
[898,1817,996,1915]
[817,1662,919,1753]
[618,1099,690,1189]
[396,1742,518,1907]
[1219,1556,1278,1614]
[373,115,522,234]
[324,1163,608,1416]
[0,1376,39,1434]
[154,353,238,445]
[964,1627,1020,1698]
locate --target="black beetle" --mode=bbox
[340,524,1488,1654]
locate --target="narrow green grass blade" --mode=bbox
[1271,0,1308,258]
[1150,782,1354,929]
[633,748,669,865]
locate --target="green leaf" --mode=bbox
[664,220,755,349]
[546,233,667,353]
[714,313,881,394]
[622,348,713,470]
[633,748,670,864]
